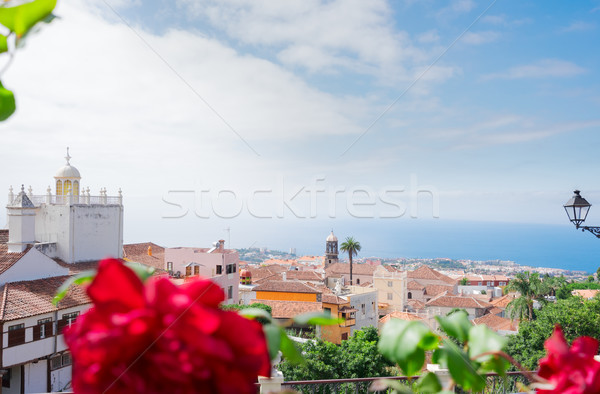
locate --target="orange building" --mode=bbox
[321,294,356,344]
[253,281,322,302]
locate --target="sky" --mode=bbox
[0,0,599,266]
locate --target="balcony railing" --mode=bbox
[339,318,355,327]
[279,372,531,394]
[26,194,122,206]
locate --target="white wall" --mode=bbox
[0,248,68,287]
[348,290,378,334]
[51,366,72,392]
[35,204,123,263]
[4,365,21,394]
[24,360,47,393]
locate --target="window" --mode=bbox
[341,333,348,341]
[185,266,192,276]
[64,180,72,195]
[478,282,482,286]
[487,281,492,287]
[356,278,360,284]
[58,312,79,334]
[323,307,331,316]
[2,368,10,388]
[226,264,237,274]
[408,292,412,299]
[56,180,62,196]
[388,281,393,287]
[34,318,53,340]
[8,323,25,347]
[387,292,393,300]
[227,286,233,300]
[73,181,80,197]
[167,262,173,272]
[361,304,365,314]
[194,265,200,276]
[216,265,223,275]
[499,282,506,286]
[50,352,72,371]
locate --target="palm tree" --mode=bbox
[340,237,361,285]
[505,272,547,321]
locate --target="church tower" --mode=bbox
[54,147,81,202]
[325,230,338,269]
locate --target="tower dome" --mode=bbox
[326,231,338,242]
[54,147,81,198]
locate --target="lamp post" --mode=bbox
[563,190,600,238]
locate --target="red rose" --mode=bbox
[537,325,600,394]
[64,258,270,394]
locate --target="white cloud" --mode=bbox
[176,0,447,84]
[417,30,440,44]
[561,21,596,32]
[481,59,586,80]
[436,0,476,18]
[461,31,500,45]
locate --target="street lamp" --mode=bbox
[564,190,600,238]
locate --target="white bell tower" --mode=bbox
[6,185,37,253]
[54,147,81,202]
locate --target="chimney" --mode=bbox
[282,272,287,281]
[218,239,225,253]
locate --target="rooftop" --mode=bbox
[250,299,321,319]
[0,275,89,321]
[253,281,321,294]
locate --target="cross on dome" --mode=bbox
[65,147,71,165]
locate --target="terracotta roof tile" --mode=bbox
[407,280,425,290]
[572,289,600,299]
[285,270,323,281]
[424,284,455,296]
[325,262,377,276]
[408,266,456,285]
[473,313,518,332]
[250,299,321,319]
[253,281,321,294]
[0,229,8,244]
[426,294,493,309]
[123,242,165,270]
[490,294,517,309]
[322,294,348,305]
[379,311,424,324]
[406,299,426,311]
[0,276,90,321]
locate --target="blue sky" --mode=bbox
[0,0,599,263]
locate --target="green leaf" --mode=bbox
[52,270,96,305]
[468,324,507,362]
[416,372,443,393]
[435,310,472,343]
[124,262,155,281]
[239,308,273,323]
[437,338,486,392]
[0,0,57,37]
[378,320,433,376]
[0,35,7,53]
[263,323,281,361]
[292,311,343,326]
[279,328,305,365]
[0,81,16,121]
[480,355,509,377]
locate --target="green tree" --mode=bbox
[506,296,600,370]
[588,275,595,283]
[278,326,392,381]
[556,282,600,299]
[340,237,361,285]
[460,277,469,285]
[505,272,547,321]
[597,266,600,282]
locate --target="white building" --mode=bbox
[0,150,124,392]
[346,286,379,334]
